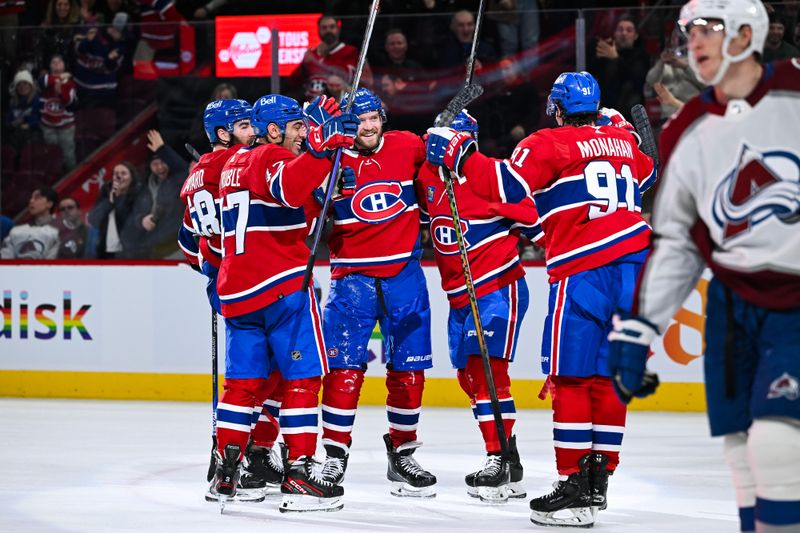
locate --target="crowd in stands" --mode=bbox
[2,1,799,261]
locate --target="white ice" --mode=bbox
[1,399,738,532]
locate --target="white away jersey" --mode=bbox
[637,59,800,331]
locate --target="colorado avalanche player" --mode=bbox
[178,99,287,502]
[213,94,359,512]
[416,110,533,504]
[318,88,437,498]
[609,1,800,532]
[426,72,656,527]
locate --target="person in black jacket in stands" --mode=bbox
[88,161,141,258]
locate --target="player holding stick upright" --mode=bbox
[416,110,534,504]
[213,94,359,513]
[608,1,800,532]
[178,99,286,502]
[317,88,437,498]
[426,72,656,527]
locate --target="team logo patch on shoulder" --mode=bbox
[427,185,435,203]
[291,350,302,361]
[767,372,799,401]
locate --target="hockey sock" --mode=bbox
[251,371,283,448]
[386,369,425,448]
[748,419,800,531]
[550,375,593,476]
[590,376,627,472]
[724,432,756,532]
[459,355,516,454]
[321,368,365,450]
[216,377,267,459]
[280,376,322,460]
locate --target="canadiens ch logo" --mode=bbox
[350,181,408,224]
[767,372,799,401]
[430,215,470,255]
[711,144,800,242]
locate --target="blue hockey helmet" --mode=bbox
[251,94,304,138]
[203,99,252,144]
[344,88,386,122]
[546,71,600,117]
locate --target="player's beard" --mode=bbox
[321,32,338,46]
[355,127,382,152]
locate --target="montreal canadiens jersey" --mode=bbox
[217,143,333,317]
[462,123,656,282]
[416,161,538,308]
[637,59,800,331]
[328,130,426,279]
[178,145,241,270]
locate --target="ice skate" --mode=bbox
[529,455,593,528]
[466,434,526,499]
[279,456,344,513]
[588,452,610,513]
[320,441,349,485]
[205,444,245,512]
[238,443,285,497]
[467,454,511,504]
[383,433,437,498]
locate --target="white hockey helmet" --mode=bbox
[678,0,768,85]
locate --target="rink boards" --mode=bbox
[0,262,709,411]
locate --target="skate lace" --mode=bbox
[542,480,565,499]
[480,455,503,476]
[303,460,336,487]
[321,456,345,480]
[398,455,427,478]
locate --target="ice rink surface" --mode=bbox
[1,399,739,532]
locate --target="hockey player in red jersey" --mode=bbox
[179,99,290,503]
[416,110,535,504]
[609,2,800,532]
[426,72,656,526]
[318,88,437,498]
[213,93,359,512]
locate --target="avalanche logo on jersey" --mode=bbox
[351,181,408,224]
[711,144,800,242]
[430,215,470,255]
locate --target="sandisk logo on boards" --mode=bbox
[0,290,92,340]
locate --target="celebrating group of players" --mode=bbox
[176,0,800,530]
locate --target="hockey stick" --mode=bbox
[184,142,220,481]
[207,308,219,481]
[436,0,511,460]
[630,104,659,165]
[301,0,381,292]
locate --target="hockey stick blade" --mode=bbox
[185,143,202,163]
[630,104,658,165]
[435,83,484,127]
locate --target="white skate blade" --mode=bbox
[467,481,526,499]
[529,506,594,528]
[205,487,266,503]
[390,481,436,498]
[279,493,343,513]
[477,484,509,505]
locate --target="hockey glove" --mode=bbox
[596,107,642,146]
[306,113,359,158]
[337,166,356,197]
[425,127,476,177]
[607,314,660,404]
[303,95,342,127]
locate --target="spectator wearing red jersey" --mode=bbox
[39,54,77,170]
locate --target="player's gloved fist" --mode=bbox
[303,95,342,127]
[306,113,359,158]
[607,313,660,404]
[596,107,642,146]
[336,166,357,197]
[425,126,476,177]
